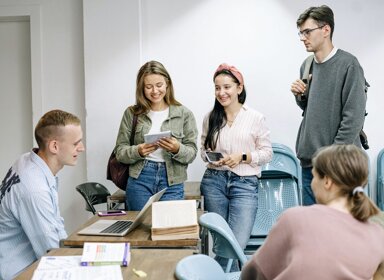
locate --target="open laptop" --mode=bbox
[78,188,166,237]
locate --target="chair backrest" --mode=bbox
[377,149,384,210]
[75,182,111,214]
[175,254,227,280]
[245,143,301,253]
[198,212,248,266]
[262,143,301,183]
[251,177,300,237]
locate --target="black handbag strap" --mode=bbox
[130,114,138,145]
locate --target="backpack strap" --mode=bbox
[360,79,370,149]
[298,55,314,102]
[302,55,314,82]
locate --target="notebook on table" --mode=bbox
[78,188,166,237]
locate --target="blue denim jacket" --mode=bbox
[115,105,198,185]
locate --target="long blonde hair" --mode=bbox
[133,60,181,115]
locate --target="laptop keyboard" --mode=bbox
[100,220,133,234]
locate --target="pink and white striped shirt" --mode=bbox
[201,104,273,177]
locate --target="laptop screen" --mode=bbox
[77,188,167,236]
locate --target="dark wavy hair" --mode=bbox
[204,70,246,150]
[297,5,335,39]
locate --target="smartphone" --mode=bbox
[205,151,224,163]
[97,210,126,217]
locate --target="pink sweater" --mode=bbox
[243,205,384,280]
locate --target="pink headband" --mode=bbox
[214,63,244,85]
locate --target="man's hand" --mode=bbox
[291,79,307,96]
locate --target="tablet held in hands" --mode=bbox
[144,131,172,144]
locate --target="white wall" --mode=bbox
[0,18,33,178]
[0,0,88,234]
[1,0,383,234]
[84,0,384,200]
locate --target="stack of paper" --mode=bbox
[81,242,130,267]
[31,256,123,280]
[151,200,199,240]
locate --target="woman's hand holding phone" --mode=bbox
[205,151,224,163]
[221,153,243,168]
[205,151,244,168]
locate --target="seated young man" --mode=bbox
[0,110,85,279]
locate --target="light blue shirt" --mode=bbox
[0,149,67,280]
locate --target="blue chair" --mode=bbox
[199,212,248,273]
[377,149,384,210]
[244,143,301,254]
[262,143,302,192]
[175,254,241,280]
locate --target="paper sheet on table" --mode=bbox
[36,256,82,270]
[31,265,123,280]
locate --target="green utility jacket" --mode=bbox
[115,105,198,186]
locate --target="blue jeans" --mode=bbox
[201,169,258,272]
[302,167,315,206]
[126,160,184,210]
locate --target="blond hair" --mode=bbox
[133,60,181,115]
[34,109,80,149]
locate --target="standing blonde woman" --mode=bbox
[114,60,198,210]
[242,144,384,280]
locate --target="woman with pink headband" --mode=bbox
[200,63,273,271]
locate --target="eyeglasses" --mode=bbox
[298,25,325,38]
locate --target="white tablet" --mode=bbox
[144,130,172,144]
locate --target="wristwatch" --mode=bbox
[242,153,247,162]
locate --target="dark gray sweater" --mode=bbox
[295,49,367,167]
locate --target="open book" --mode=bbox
[81,242,130,266]
[151,200,199,241]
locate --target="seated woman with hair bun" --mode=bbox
[241,144,384,280]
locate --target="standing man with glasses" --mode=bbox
[290,5,367,206]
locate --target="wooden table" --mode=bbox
[14,248,196,280]
[63,211,202,250]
